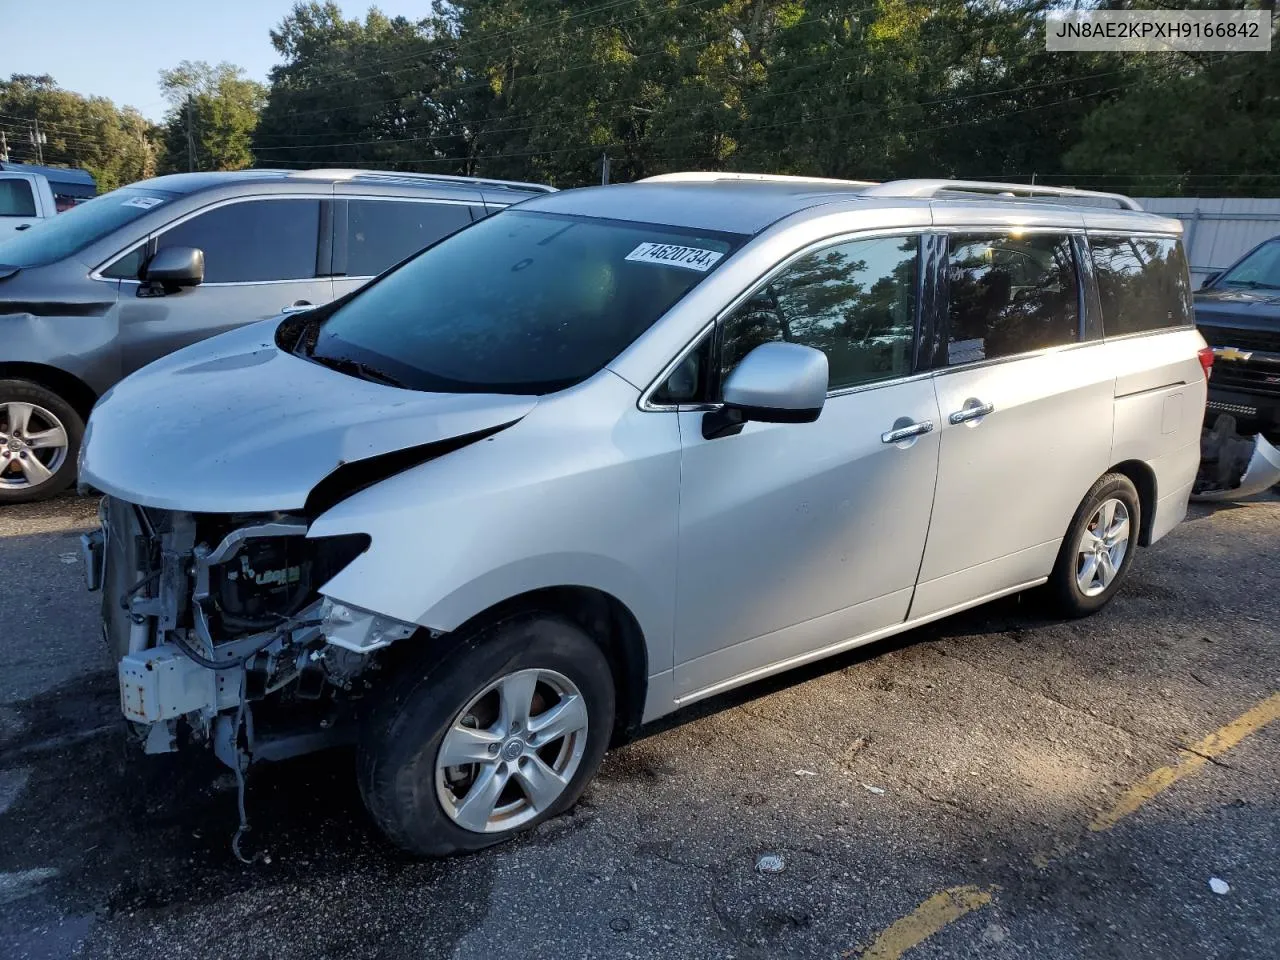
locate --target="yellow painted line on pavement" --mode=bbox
[847,691,1280,958]
[1090,691,1280,832]
[846,885,997,960]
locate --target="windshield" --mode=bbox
[0,186,178,268]
[307,210,744,394]
[1217,239,1280,290]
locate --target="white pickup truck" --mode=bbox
[0,170,59,235]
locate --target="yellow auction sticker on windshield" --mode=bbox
[625,242,724,272]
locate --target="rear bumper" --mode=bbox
[1193,426,1280,502]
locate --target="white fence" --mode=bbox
[1135,197,1280,287]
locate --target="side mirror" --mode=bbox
[1199,271,1221,290]
[702,342,828,440]
[143,246,204,291]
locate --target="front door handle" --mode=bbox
[281,300,314,314]
[949,400,995,424]
[881,419,934,444]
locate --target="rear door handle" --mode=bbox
[881,420,934,444]
[949,400,995,424]
[281,300,314,314]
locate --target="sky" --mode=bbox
[2,0,432,122]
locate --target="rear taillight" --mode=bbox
[1198,346,1214,379]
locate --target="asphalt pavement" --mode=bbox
[1,492,1277,960]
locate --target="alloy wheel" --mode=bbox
[1076,497,1130,597]
[435,668,589,834]
[0,401,70,491]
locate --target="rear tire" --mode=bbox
[0,380,83,504]
[1046,472,1141,618]
[357,613,615,857]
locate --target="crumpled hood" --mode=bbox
[81,319,537,513]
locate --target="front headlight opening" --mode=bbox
[210,533,370,639]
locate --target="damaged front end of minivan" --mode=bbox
[1192,414,1280,502]
[81,498,417,768]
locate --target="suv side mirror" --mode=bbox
[703,342,828,439]
[142,246,204,292]
[1199,271,1221,290]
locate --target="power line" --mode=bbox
[250,62,1141,160]
[249,12,1212,156]
[264,80,1136,172]
[0,111,133,134]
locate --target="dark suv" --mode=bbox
[0,168,552,502]
[1195,235,1280,438]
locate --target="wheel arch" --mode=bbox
[0,362,98,422]
[1106,459,1157,546]
[418,586,649,746]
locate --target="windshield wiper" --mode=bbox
[306,353,407,389]
[1224,279,1280,290]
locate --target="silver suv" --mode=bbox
[79,175,1208,856]
[0,168,552,502]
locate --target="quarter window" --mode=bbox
[720,235,919,393]
[101,246,145,280]
[1089,235,1192,335]
[945,233,1079,365]
[157,199,320,283]
[346,199,473,277]
[652,335,713,405]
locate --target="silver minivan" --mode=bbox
[79,175,1209,856]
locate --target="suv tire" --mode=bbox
[1047,472,1141,618]
[357,613,615,856]
[0,379,84,504]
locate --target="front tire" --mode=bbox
[0,380,83,504]
[1047,472,1141,618]
[357,614,615,857]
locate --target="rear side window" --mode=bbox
[346,199,473,277]
[158,199,320,283]
[0,179,36,217]
[1089,235,1192,335]
[945,233,1079,365]
[720,234,920,392]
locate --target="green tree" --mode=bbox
[0,73,161,191]
[1065,44,1280,197]
[243,0,1279,196]
[159,61,266,173]
[253,3,459,172]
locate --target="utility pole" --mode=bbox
[601,152,611,186]
[185,98,197,172]
[0,131,8,163]
[29,119,45,165]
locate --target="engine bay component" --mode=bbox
[194,523,370,641]
[119,644,219,723]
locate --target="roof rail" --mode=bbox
[641,172,879,188]
[284,168,555,193]
[860,178,1143,211]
